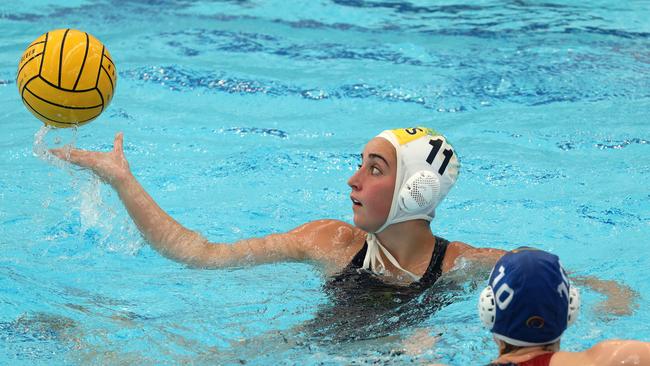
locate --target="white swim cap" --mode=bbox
[375,127,459,233]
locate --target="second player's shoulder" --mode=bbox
[572,340,650,366]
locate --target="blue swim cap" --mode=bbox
[477,247,579,347]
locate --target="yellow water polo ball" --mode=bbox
[17,29,117,128]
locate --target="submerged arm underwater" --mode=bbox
[570,275,639,318]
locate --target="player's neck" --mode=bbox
[495,346,553,363]
[375,220,435,271]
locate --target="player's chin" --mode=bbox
[352,214,379,233]
[351,213,365,230]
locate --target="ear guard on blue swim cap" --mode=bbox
[477,247,580,347]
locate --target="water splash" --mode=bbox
[79,177,100,227]
[77,176,144,255]
[31,126,141,254]
[32,125,78,169]
[32,125,52,161]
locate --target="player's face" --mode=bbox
[347,138,397,232]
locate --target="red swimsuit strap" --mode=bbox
[519,352,554,366]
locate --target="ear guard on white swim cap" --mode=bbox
[477,248,580,347]
[478,285,497,328]
[375,127,459,233]
[478,285,580,329]
[567,286,580,326]
[399,170,441,212]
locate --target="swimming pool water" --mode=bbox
[1,1,649,365]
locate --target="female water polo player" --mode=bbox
[476,248,650,366]
[50,127,632,320]
[51,127,501,282]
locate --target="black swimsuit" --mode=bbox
[327,235,449,296]
[304,236,453,342]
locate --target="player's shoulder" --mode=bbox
[552,340,650,366]
[294,220,366,270]
[442,241,505,273]
[298,219,355,234]
[585,340,650,362]
[441,240,473,272]
[295,219,365,247]
[447,240,472,252]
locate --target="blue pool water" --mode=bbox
[1,1,649,364]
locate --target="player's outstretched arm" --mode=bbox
[50,133,362,269]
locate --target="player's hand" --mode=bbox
[51,132,132,186]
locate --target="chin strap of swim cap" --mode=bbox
[362,233,421,282]
[375,127,459,234]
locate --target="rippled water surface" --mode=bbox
[1,1,649,365]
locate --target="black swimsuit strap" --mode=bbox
[347,241,368,268]
[345,236,450,286]
[417,236,449,287]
